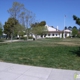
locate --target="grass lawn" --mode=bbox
[0,38,80,70]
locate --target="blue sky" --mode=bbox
[0,0,80,30]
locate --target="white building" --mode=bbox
[43,25,72,38]
[32,25,72,39]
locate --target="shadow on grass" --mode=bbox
[70,47,80,57]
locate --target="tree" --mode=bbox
[73,15,80,26]
[0,22,3,37]
[73,15,78,20]
[73,26,77,29]
[79,28,80,31]
[15,24,26,38]
[72,26,78,37]
[39,21,46,26]
[31,21,47,39]
[19,11,26,27]
[8,2,25,19]
[8,1,35,40]
[68,26,72,30]
[64,26,67,30]
[4,18,19,40]
[19,10,35,40]
[25,11,35,40]
[73,15,80,37]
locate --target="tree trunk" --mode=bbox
[11,33,13,42]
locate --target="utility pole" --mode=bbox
[63,15,66,38]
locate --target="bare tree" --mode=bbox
[8,2,25,19]
[25,10,35,40]
[19,9,35,40]
[19,12,26,27]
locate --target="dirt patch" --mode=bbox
[56,42,80,46]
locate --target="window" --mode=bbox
[56,34,57,36]
[52,34,54,36]
[48,34,50,36]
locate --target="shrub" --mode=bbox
[20,37,27,40]
[28,36,33,39]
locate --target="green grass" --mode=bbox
[0,38,80,70]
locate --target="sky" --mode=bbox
[0,0,80,30]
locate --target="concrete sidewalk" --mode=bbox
[0,62,80,80]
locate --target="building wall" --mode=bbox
[63,32,71,38]
[66,33,70,37]
[60,33,62,38]
[45,33,61,38]
[44,32,71,38]
[32,32,71,39]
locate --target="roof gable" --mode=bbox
[46,25,59,31]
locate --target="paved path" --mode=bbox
[6,40,22,42]
[1,39,33,43]
[0,62,80,80]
